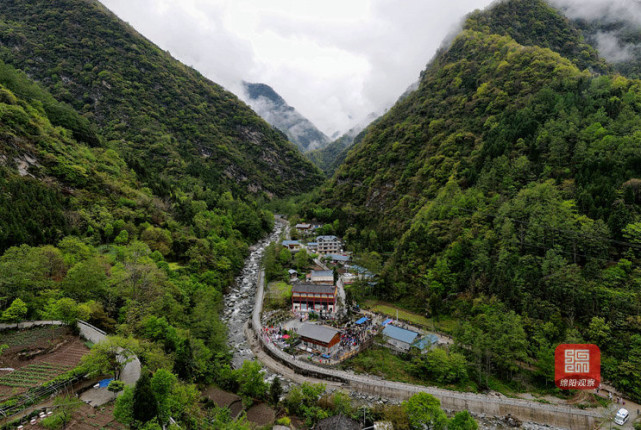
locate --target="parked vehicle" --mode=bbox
[614,408,629,426]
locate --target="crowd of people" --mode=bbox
[333,317,379,360]
[262,325,290,350]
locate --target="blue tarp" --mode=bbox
[355,317,369,325]
[321,354,330,358]
[382,318,393,326]
[98,378,113,388]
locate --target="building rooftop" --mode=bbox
[382,325,419,345]
[311,270,333,278]
[327,254,350,262]
[292,283,336,294]
[282,240,299,246]
[316,235,339,242]
[413,334,439,350]
[298,323,340,344]
[296,223,311,228]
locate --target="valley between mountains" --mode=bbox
[2,0,641,429]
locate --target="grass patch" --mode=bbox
[341,346,478,392]
[265,281,292,311]
[341,346,418,384]
[363,300,458,333]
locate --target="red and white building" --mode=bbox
[292,283,337,313]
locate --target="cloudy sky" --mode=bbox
[99,0,497,136]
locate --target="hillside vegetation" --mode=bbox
[0,0,320,426]
[0,0,322,198]
[316,0,641,400]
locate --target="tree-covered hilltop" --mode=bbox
[0,59,280,427]
[463,0,609,73]
[315,0,641,399]
[0,0,323,198]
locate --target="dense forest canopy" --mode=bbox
[0,0,320,426]
[0,0,322,198]
[312,0,641,400]
[5,0,641,425]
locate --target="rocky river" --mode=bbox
[220,218,565,429]
[222,216,285,369]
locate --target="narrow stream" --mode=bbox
[222,216,285,369]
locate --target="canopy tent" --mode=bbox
[355,317,369,325]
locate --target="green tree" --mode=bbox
[108,379,125,400]
[132,371,158,425]
[1,298,27,324]
[80,336,139,380]
[278,247,292,265]
[115,230,129,245]
[448,410,478,430]
[114,386,135,425]
[140,227,173,256]
[62,258,108,301]
[404,392,448,430]
[586,317,611,349]
[294,248,310,272]
[235,360,268,403]
[174,338,196,381]
[269,376,283,406]
[151,369,177,426]
[617,335,641,400]
[40,297,89,325]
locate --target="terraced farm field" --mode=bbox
[32,404,125,430]
[0,326,89,401]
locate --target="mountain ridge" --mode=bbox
[0,0,323,198]
[242,81,330,153]
[315,0,641,400]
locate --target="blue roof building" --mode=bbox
[382,325,419,352]
[327,254,350,262]
[413,334,439,352]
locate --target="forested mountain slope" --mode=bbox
[242,82,330,152]
[307,130,365,176]
[0,2,318,425]
[319,0,641,399]
[307,113,379,176]
[0,0,322,198]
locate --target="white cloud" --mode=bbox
[549,0,641,26]
[99,0,494,135]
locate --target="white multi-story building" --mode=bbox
[316,235,341,254]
